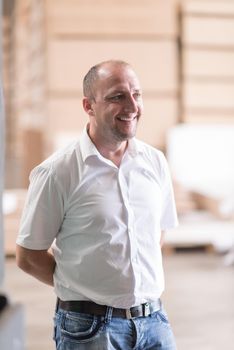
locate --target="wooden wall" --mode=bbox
[9,0,46,187]
[5,0,234,188]
[45,0,179,151]
[2,0,20,188]
[181,0,234,123]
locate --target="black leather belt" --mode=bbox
[57,298,161,319]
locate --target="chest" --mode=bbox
[65,163,162,220]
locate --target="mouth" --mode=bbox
[117,116,137,122]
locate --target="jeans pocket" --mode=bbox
[153,308,170,326]
[61,311,103,344]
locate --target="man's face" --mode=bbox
[88,64,143,144]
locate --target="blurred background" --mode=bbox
[1,0,234,349]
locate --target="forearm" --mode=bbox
[16,245,56,286]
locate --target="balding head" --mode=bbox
[83,60,132,101]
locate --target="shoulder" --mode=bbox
[135,138,167,170]
[30,139,82,190]
[135,139,174,192]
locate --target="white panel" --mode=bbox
[0,304,25,350]
[167,124,234,198]
[0,86,4,286]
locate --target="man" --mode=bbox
[16,60,178,349]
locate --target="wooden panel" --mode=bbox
[182,113,234,124]
[47,39,178,92]
[47,97,87,133]
[183,16,234,46]
[46,97,86,153]
[183,1,234,16]
[136,97,178,148]
[183,49,234,78]
[4,189,27,256]
[22,129,44,187]
[47,97,178,150]
[183,82,234,109]
[181,1,234,124]
[46,0,177,37]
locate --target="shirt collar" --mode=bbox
[127,137,144,158]
[79,125,100,162]
[79,124,144,162]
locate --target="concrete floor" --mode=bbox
[4,251,234,350]
[163,251,234,350]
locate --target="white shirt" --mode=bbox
[17,127,178,308]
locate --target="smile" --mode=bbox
[117,116,136,121]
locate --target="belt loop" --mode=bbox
[104,306,113,324]
[55,298,59,312]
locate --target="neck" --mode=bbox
[98,141,128,167]
[87,128,128,167]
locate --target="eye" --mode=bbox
[107,94,124,102]
[133,92,142,100]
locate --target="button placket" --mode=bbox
[117,169,138,261]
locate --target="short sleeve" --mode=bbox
[16,165,64,250]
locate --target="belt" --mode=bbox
[57,298,161,320]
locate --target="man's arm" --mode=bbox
[160,230,166,248]
[16,245,56,286]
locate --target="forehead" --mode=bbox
[95,64,141,93]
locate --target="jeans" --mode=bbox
[53,305,177,350]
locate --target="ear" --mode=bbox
[83,97,95,116]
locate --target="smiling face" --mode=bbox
[83,62,143,148]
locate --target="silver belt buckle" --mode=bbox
[125,308,133,319]
[143,302,151,317]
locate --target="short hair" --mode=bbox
[83,60,131,100]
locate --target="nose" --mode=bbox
[124,94,139,113]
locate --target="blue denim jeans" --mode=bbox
[53,304,177,350]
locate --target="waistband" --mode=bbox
[57,298,161,320]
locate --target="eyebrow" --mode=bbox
[106,88,142,96]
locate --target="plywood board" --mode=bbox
[47,39,178,92]
[22,129,44,187]
[183,1,234,16]
[47,97,87,134]
[135,97,178,148]
[183,82,234,109]
[47,96,178,150]
[183,49,234,78]
[183,16,234,46]
[46,0,177,37]
[182,113,234,124]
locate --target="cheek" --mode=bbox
[106,105,122,117]
[138,102,144,113]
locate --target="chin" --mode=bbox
[119,132,136,141]
[113,126,137,142]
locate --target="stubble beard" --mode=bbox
[114,129,135,142]
[112,117,139,142]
